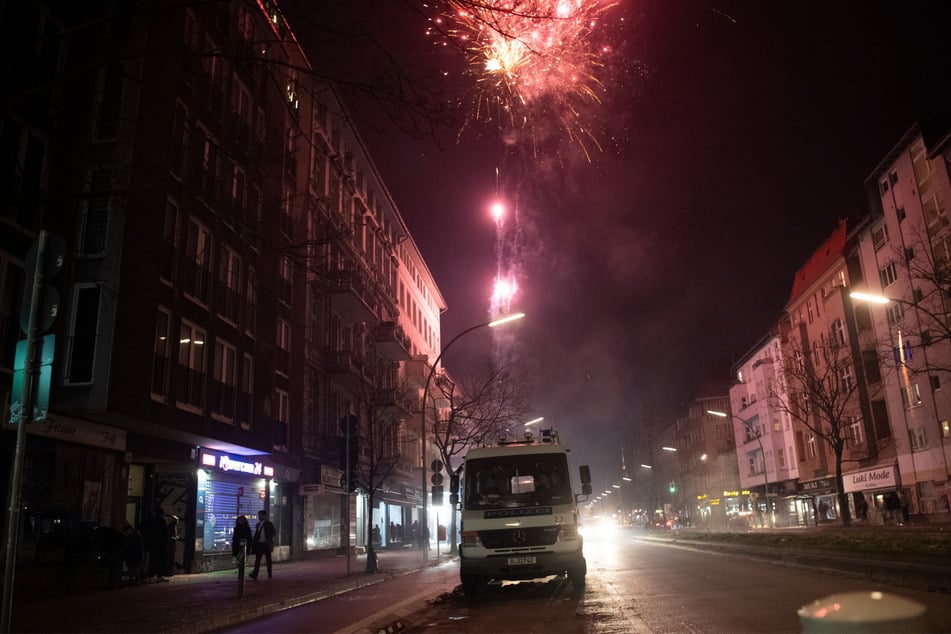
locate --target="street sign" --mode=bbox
[430,472,444,486]
[9,334,55,424]
[431,459,444,473]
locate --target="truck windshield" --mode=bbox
[464,453,572,510]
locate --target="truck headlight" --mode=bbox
[460,530,481,547]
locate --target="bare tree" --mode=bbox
[772,325,866,527]
[345,372,417,572]
[428,363,531,552]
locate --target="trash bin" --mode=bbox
[798,591,926,633]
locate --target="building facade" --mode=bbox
[1,0,444,586]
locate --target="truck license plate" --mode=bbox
[507,556,536,566]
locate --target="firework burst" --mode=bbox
[432,0,617,159]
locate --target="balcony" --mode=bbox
[374,321,412,361]
[372,387,415,414]
[326,270,376,322]
[321,348,364,376]
[403,356,431,389]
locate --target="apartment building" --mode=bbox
[671,379,740,528]
[851,120,951,520]
[1,0,443,582]
[728,332,804,526]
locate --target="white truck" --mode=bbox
[455,429,592,594]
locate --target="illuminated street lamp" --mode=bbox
[523,416,544,427]
[708,409,772,527]
[420,312,525,560]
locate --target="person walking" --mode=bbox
[123,523,144,586]
[249,510,275,580]
[232,515,253,564]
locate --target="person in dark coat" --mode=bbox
[143,507,171,579]
[232,515,253,564]
[249,510,275,580]
[123,523,144,585]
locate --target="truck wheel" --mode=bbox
[567,566,586,591]
[461,574,484,595]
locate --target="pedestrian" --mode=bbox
[166,514,180,577]
[232,515,253,564]
[123,523,144,586]
[143,506,170,580]
[249,510,275,580]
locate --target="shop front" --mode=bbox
[194,449,280,572]
[301,465,348,555]
[842,464,901,525]
[799,477,837,523]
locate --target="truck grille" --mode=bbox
[480,526,559,549]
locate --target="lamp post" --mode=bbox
[419,312,524,560]
[708,409,772,528]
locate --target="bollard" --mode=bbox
[237,539,247,597]
[798,591,927,633]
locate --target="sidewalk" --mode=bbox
[11,547,458,634]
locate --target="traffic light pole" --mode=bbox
[2,230,48,633]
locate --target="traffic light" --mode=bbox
[669,481,676,493]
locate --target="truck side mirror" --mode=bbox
[579,465,592,495]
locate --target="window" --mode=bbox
[95,63,124,140]
[893,340,913,367]
[245,265,257,337]
[66,285,101,384]
[238,354,253,430]
[831,319,845,346]
[170,101,188,178]
[195,125,220,199]
[177,321,206,409]
[151,309,171,399]
[879,261,898,288]
[871,224,889,250]
[931,375,941,392]
[840,364,855,391]
[862,349,882,384]
[807,300,815,324]
[276,317,290,375]
[0,121,44,228]
[901,383,922,409]
[912,143,933,189]
[274,389,289,451]
[885,301,904,326]
[908,426,927,451]
[806,432,817,459]
[79,170,111,256]
[897,206,906,221]
[160,200,178,283]
[942,420,950,439]
[845,416,864,447]
[777,448,786,469]
[212,339,236,420]
[279,256,292,305]
[923,190,947,230]
[217,246,241,324]
[184,217,212,304]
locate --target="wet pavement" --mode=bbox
[11,547,456,633]
[8,524,951,633]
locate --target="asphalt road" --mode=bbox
[224,526,951,633]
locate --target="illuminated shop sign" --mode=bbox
[200,449,274,477]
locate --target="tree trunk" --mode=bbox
[365,491,378,573]
[834,460,852,527]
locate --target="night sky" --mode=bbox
[286,1,951,480]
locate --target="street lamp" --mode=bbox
[523,417,544,427]
[420,312,525,560]
[708,409,772,527]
